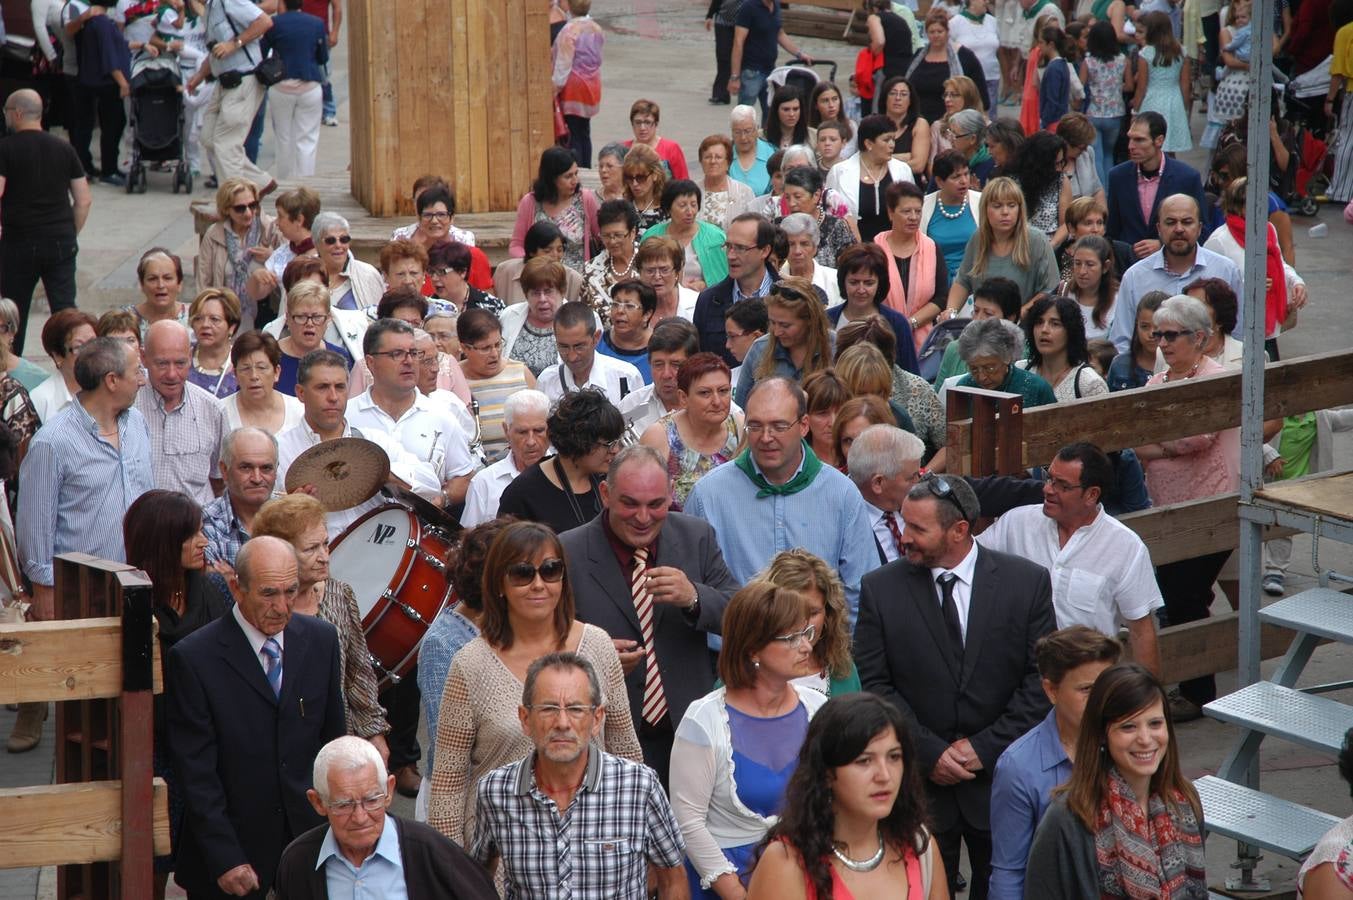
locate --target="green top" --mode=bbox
[934,340,969,389]
[641,219,730,286]
[955,364,1057,409]
[716,661,861,697]
[1277,413,1318,480]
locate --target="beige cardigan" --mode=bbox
[195,214,283,330]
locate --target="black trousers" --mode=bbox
[380,664,422,770]
[936,817,992,900]
[564,114,592,168]
[712,23,735,102]
[638,717,676,791]
[1201,13,1221,80]
[71,80,125,177]
[1156,550,1231,706]
[0,238,79,355]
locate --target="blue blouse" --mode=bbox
[927,204,979,281]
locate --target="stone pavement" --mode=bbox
[5,0,1353,896]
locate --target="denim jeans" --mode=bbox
[1090,115,1120,188]
[0,238,78,355]
[245,93,267,164]
[321,79,335,119]
[738,67,770,118]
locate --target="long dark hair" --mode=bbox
[1024,294,1091,369]
[478,521,575,650]
[532,146,577,205]
[757,694,931,899]
[1011,131,1067,212]
[765,86,810,147]
[123,490,204,611]
[1068,235,1118,329]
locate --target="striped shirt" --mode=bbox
[133,382,227,506]
[467,362,533,464]
[18,400,154,585]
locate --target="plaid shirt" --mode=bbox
[471,749,684,900]
[201,493,249,566]
[133,381,226,506]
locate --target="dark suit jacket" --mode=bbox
[854,544,1056,833]
[1104,157,1207,249]
[273,816,498,899]
[691,266,780,366]
[168,611,346,899]
[560,512,737,730]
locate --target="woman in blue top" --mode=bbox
[922,149,982,282]
[260,0,328,179]
[1106,291,1167,392]
[735,278,835,407]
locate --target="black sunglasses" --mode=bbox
[506,557,566,587]
[231,201,260,214]
[922,474,974,522]
[323,234,352,246]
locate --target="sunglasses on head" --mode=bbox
[231,201,260,214]
[922,473,974,522]
[506,557,566,587]
[323,234,352,246]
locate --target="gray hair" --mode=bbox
[606,444,669,487]
[731,104,760,126]
[521,651,604,709]
[779,212,820,247]
[781,144,816,169]
[362,317,415,357]
[957,317,1022,365]
[0,297,19,334]
[948,108,986,140]
[220,426,278,469]
[311,211,350,241]
[597,142,629,165]
[1154,294,1212,339]
[423,310,458,328]
[311,736,389,804]
[73,337,133,392]
[503,388,550,427]
[906,474,979,527]
[847,425,926,486]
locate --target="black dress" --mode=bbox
[879,11,914,79]
[496,456,605,534]
[908,46,991,123]
[858,169,896,244]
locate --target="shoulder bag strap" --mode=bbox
[218,2,258,66]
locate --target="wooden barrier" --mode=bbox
[346,0,553,216]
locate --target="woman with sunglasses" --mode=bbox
[313,211,386,312]
[222,330,306,434]
[735,278,835,408]
[671,581,827,899]
[457,308,538,464]
[428,520,642,848]
[623,143,671,233]
[197,179,282,332]
[496,387,623,535]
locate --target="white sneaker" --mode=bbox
[1262,573,1285,596]
[322,114,338,126]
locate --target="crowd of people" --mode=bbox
[1,0,1352,895]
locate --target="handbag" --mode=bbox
[254,53,285,86]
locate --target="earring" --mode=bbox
[752,659,761,669]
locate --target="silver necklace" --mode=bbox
[831,830,886,872]
[937,195,968,219]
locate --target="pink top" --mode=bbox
[801,846,925,900]
[1141,355,1238,507]
[552,16,604,118]
[1136,155,1167,229]
[625,136,690,181]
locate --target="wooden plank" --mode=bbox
[1143,612,1310,685]
[1018,350,1353,466]
[466,0,490,213]
[1120,493,1300,566]
[522,0,553,206]
[118,579,156,896]
[1256,470,1353,520]
[393,2,429,208]
[0,780,170,869]
[0,619,162,704]
[448,0,472,211]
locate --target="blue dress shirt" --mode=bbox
[1107,246,1244,353]
[987,708,1073,900]
[317,813,408,900]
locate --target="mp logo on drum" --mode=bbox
[369,524,399,545]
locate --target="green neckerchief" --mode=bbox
[969,143,992,168]
[733,441,823,498]
[1023,0,1054,20]
[960,9,985,23]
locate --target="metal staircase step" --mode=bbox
[1259,588,1353,643]
[1195,775,1341,859]
[1204,681,1353,755]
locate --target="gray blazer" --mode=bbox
[559,511,738,729]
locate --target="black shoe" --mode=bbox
[204,175,219,189]
[99,172,126,187]
[1168,688,1204,722]
[707,96,731,105]
[953,871,967,892]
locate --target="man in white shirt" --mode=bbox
[977,441,1163,677]
[536,302,643,406]
[346,318,476,508]
[846,424,925,566]
[617,318,701,436]
[462,389,550,528]
[276,349,440,540]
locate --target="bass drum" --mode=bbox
[328,504,456,689]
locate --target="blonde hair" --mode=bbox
[943,75,984,113]
[759,550,853,680]
[834,343,893,399]
[756,277,833,383]
[287,280,331,315]
[971,177,1032,275]
[252,493,327,546]
[215,177,260,218]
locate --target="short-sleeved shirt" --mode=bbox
[0,130,84,241]
[735,0,782,73]
[977,503,1164,636]
[953,227,1060,305]
[203,0,266,75]
[1333,21,1353,78]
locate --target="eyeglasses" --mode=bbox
[322,234,352,246]
[721,241,759,253]
[527,703,595,721]
[428,266,456,277]
[594,438,623,453]
[640,265,674,278]
[1150,329,1194,343]
[1046,476,1085,493]
[326,792,388,817]
[506,557,566,586]
[368,348,426,362]
[230,202,260,214]
[420,211,451,222]
[236,363,275,377]
[290,313,328,325]
[921,473,973,521]
[191,314,226,326]
[725,328,750,340]
[772,624,816,646]
[466,339,505,354]
[610,301,643,313]
[771,286,810,304]
[942,90,961,99]
[969,362,1007,377]
[625,173,651,183]
[745,420,797,435]
[631,117,656,127]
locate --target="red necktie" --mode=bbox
[632,548,668,726]
[883,510,905,557]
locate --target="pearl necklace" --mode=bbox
[937,195,968,219]
[832,831,886,872]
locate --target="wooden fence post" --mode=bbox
[117,572,155,897]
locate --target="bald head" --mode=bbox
[232,536,301,636]
[143,321,192,402]
[4,90,42,124]
[1157,194,1202,260]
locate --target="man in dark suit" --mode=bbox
[1104,111,1207,258]
[168,536,347,899]
[560,444,738,786]
[691,212,780,365]
[855,474,1056,900]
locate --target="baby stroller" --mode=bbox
[125,55,192,194]
[767,58,840,101]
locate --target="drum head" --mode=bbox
[285,437,391,511]
[329,506,415,619]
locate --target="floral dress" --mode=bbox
[816,214,856,268]
[665,414,741,509]
[534,194,589,270]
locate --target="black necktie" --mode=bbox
[937,572,964,664]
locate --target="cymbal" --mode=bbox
[284,437,391,511]
[389,486,463,536]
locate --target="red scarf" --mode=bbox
[1094,769,1206,899]
[289,237,315,256]
[1225,213,1287,339]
